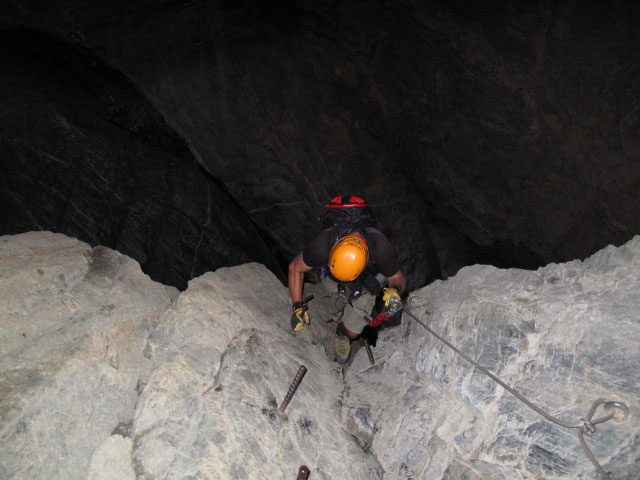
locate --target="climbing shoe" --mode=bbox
[334,324,351,364]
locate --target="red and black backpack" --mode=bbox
[321,195,375,231]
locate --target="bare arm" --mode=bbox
[386,270,407,296]
[288,253,313,304]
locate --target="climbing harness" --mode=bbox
[338,281,366,305]
[402,307,630,480]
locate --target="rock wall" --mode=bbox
[2,1,639,288]
[0,29,284,290]
[0,232,382,479]
[129,264,381,479]
[0,232,173,479]
[344,235,640,478]
[1,231,638,479]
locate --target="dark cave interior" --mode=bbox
[1,0,638,290]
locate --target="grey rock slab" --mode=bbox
[87,434,136,480]
[133,263,383,479]
[4,231,638,480]
[0,231,91,356]
[344,236,640,479]
[443,458,524,480]
[344,329,482,479]
[0,232,172,480]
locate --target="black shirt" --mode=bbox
[302,227,401,278]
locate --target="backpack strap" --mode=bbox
[359,227,374,262]
[333,224,354,244]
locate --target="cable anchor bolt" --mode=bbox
[604,401,629,422]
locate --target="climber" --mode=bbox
[288,195,406,364]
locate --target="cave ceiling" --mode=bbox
[1,0,639,289]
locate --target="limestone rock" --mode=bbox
[3,230,638,479]
[443,459,523,480]
[344,236,640,478]
[132,263,382,479]
[87,435,136,480]
[0,232,172,480]
[0,232,381,479]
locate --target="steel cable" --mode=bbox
[403,307,628,480]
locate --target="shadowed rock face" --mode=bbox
[0,29,283,290]
[1,1,639,289]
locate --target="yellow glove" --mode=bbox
[382,287,403,315]
[290,302,311,332]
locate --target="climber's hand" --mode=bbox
[382,287,403,315]
[290,301,311,332]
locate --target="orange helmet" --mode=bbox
[329,235,369,281]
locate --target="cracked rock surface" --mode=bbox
[131,263,381,479]
[344,236,640,478]
[0,232,382,479]
[1,231,638,479]
[0,231,172,480]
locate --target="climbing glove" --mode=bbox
[290,301,311,332]
[382,287,403,315]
